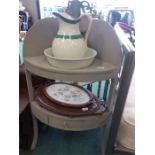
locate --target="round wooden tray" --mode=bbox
[43,82,93,108]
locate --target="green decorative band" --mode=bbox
[55,34,83,39]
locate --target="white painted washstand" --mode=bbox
[23,15,122,153]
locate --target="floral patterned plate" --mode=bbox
[43,83,93,107]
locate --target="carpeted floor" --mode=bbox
[20,124,103,155]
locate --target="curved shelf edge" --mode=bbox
[24,56,119,81]
[30,100,110,131]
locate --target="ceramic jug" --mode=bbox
[52,12,92,59]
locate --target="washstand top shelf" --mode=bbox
[24,55,119,82]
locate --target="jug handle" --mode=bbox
[80,14,92,43]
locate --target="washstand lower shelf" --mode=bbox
[30,100,110,131]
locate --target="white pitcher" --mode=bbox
[52,12,92,59]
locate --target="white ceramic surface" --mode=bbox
[52,12,92,59]
[45,83,91,106]
[52,38,88,59]
[44,47,97,69]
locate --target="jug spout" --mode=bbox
[53,12,81,24]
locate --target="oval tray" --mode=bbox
[43,82,93,108]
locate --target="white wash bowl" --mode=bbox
[44,47,97,69]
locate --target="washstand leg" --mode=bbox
[25,70,38,150]
[101,115,112,155]
[30,115,38,150]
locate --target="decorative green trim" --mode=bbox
[53,12,81,24]
[55,34,83,39]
